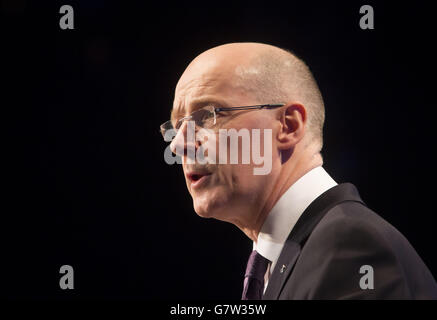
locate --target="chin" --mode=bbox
[192,198,219,218]
[191,187,230,219]
[193,206,214,218]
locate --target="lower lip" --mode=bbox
[190,174,212,189]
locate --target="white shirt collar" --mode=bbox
[253,166,337,274]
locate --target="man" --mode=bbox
[160,42,437,299]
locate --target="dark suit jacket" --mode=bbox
[262,183,437,299]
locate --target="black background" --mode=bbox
[2,0,436,299]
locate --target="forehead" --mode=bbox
[171,59,249,120]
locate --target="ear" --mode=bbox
[276,103,307,150]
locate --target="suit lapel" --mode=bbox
[263,240,300,299]
[262,183,365,300]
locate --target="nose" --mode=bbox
[170,120,198,160]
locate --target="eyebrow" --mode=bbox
[171,97,230,121]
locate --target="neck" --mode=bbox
[243,143,323,242]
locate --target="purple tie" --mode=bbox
[242,250,270,300]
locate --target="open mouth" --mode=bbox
[187,172,212,188]
[190,174,204,182]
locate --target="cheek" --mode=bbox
[234,166,267,193]
[218,163,262,198]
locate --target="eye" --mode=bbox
[192,108,214,125]
[199,109,213,120]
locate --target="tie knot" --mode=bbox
[244,250,270,281]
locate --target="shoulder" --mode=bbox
[305,201,417,272]
[308,201,414,253]
[288,201,437,299]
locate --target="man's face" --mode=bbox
[170,55,282,225]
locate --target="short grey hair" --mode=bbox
[236,47,325,152]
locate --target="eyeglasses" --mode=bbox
[160,103,284,142]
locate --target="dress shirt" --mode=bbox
[253,166,338,291]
